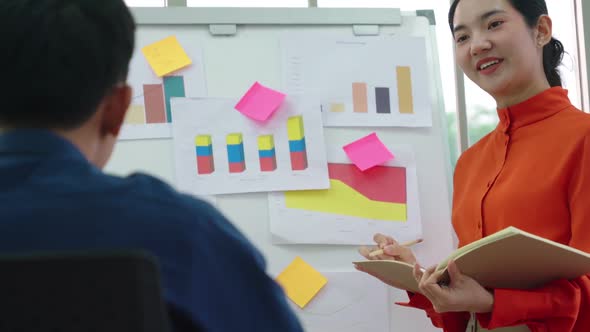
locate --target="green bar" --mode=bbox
[163,76,186,123]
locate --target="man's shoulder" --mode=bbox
[98,172,216,218]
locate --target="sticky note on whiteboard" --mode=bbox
[141,36,192,77]
[343,133,394,171]
[276,257,328,308]
[235,82,286,121]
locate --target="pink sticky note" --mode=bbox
[343,133,394,171]
[235,82,286,121]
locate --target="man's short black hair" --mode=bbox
[0,0,135,129]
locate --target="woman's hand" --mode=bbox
[358,233,417,265]
[413,259,494,313]
[354,233,419,290]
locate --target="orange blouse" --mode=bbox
[401,87,590,332]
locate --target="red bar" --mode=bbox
[290,151,308,171]
[229,162,246,173]
[259,156,277,172]
[143,84,167,124]
[197,156,214,174]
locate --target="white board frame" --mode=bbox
[105,8,455,332]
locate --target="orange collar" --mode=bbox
[496,87,573,133]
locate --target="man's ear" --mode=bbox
[536,15,553,48]
[100,84,132,137]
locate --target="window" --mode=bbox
[124,0,165,6]
[187,0,307,7]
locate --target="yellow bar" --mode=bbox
[226,133,243,145]
[330,103,345,112]
[397,66,414,114]
[124,105,146,124]
[258,135,275,150]
[287,116,305,141]
[195,135,212,147]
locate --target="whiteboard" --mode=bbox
[104,8,454,332]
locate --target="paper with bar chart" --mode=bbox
[287,271,389,332]
[171,96,329,195]
[119,33,207,140]
[281,34,431,127]
[269,146,421,245]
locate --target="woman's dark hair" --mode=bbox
[448,0,564,87]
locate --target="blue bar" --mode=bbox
[163,76,186,123]
[288,139,306,152]
[258,148,276,158]
[227,144,245,163]
[196,146,213,157]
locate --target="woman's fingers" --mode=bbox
[359,245,391,260]
[373,233,396,248]
[358,246,376,259]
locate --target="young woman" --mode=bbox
[357,0,590,331]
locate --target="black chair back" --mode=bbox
[0,251,172,332]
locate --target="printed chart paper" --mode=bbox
[171,96,329,195]
[289,271,389,332]
[120,32,207,140]
[281,34,432,127]
[269,146,422,245]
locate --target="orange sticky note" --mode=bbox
[276,257,327,308]
[343,133,394,171]
[141,36,192,77]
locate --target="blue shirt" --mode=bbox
[0,129,303,332]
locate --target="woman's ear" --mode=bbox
[536,15,553,48]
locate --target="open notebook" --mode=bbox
[354,226,590,293]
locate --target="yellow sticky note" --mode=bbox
[141,36,192,77]
[276,257,327,308]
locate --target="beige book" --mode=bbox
[354,226,590,294]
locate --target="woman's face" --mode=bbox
[452,0,548,104]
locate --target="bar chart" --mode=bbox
[282,35,432,127]
[327,66,414,116]
[172,96,328,195]
[120,33,206,140]
[193,115,311,175]
[125,76,186,125]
